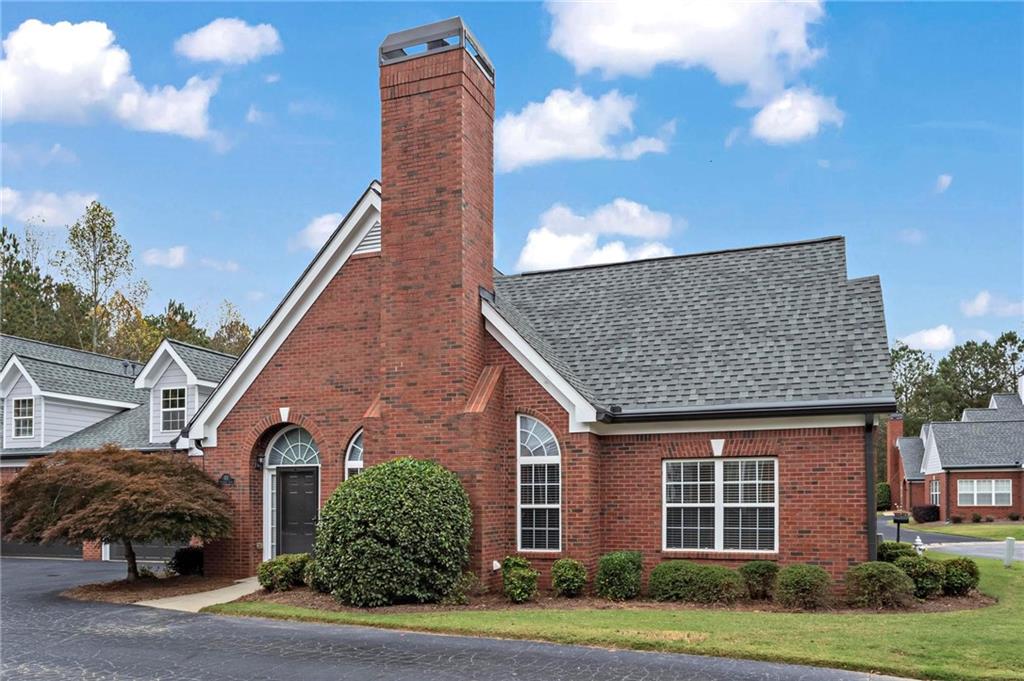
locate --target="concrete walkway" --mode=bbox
[932,541,1023,562]
[135,576,260,612]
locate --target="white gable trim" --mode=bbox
[134,340,199,388]
[482,299,598,433]
[0,356,41,398]
[36,392,137,409]
[188,182,382,447]
[922,428,943,474]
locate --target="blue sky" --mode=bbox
[2,2,1021,353]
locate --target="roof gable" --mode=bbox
[188,181,381,446]
[134,339,236,389]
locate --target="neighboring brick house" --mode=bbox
[0,335,235,560]
[182,18,896,586]
[887,386,1024,520]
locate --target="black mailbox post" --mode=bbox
[893,513,910,543]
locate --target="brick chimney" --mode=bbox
[886,414,904,507]
[377,18,495,457]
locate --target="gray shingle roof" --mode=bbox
[491,236,894,415]
[896,437,925,480]
[931,420,1024,469]
[991,393,1024,411]
[11,355,144,405]
[1,335,134,376]
[963,407,1024,422]
[166,340,236,383]
[0,404,169,459]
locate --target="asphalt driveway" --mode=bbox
[877,516,1022,561]
[0,558,908,681]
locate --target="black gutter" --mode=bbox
[864,414,877,561]
[597,398,897,423]
[943,464,1024,470]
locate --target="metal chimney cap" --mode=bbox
[379,16,494,83]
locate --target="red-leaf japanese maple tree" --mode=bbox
[1,445,232,581]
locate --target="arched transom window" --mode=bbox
[517,415,561,552]
[266,426,321,467]
[345,430,364,480]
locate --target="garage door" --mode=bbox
[107,540,185,562]
[1,539,82,559]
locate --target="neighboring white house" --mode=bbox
[0,334,236,560]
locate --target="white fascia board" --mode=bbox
[481,300,597,432]
[589,413,865,436]
[189,183,382,447]
[37,392,139,410]
[134,341,198,388]
[0,357,40,397]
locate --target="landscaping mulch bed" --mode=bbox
[236,586,994,615]
[63,575,238,604]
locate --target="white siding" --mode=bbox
[353,221,381,254]
[150,362,190,443]
[4,375,40,448]
[42,398,120,446]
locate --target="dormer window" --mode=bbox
[161,388,187,432]
[12,398,34,437]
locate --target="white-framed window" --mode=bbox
[663,458,778,553]
[957,479,1012,507]
[930,479,940,506]
[160,387,187,432]
[345,430,364,480]
[517,414,561,552]
[12,398,34,438]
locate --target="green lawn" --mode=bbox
[206,556,1023,681]
[919,522,1024,541]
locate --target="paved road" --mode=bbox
[877,516,1021,561]
[878,516,983,545]
[0,558,907,681]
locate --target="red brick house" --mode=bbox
[887,388,1024,520]
[184,18,896,586]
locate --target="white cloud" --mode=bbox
[724,127,743,148]
[547,1,824,99]
[495,88,673,171]
[290,212,342,251]
[960,290,1023,318]
[142,246,187,269]
[174,18,282,65]
[515,199,678,272]
[1,142,77,167]
[245,105,266,124]
[264,73,280,84]
[200,257,240,272]
[0,19,218,140]
[935,173,953,194]
[0,186,97,226]
[898,228,926,245]
[900,325,956,352]
[750,88,843,144]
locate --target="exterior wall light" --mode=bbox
[218,473,236,488]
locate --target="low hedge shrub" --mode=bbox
[313,457,472,607]
[441,571,482,606]
[595,550,642,601]
[503,567,538,603]
[774,564,831,610]
[942,556,980,596]
[951,515,964,524]
[738,560,779,600]
[972,512,983,523]
[258,553,310,592]
[877,541,917,563]
[844,561,914,609]
[1009,512,1021,521]
[303,558,330,593]
[551,558,587,597]
[167,546,203,576]
[911,505,940,523]
[895,555,945,599]
[648,561,745,604]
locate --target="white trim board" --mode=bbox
[189,182,381,447]
[134,341,199,388]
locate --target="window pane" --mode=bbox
[995,493,1011,506]
[995,480,1012,493]
[958,493,973,506]
[724,507,775,551]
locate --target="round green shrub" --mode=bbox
[303,558,330,593]
[501,555,531,576]
[648,561,745,604]
[313,457,472,607]
[551,558,587,597]
[877,541,917,563]
[595,550,642,601]
[738,560,779,600]
[503,566,539,603]
[942,556,980,597]
[895,555,945,599]
[257,553,310,592]
[844,561,914,609]
[774,564,832,610]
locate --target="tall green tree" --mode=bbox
[146,299,210,347]
[209,300,252,356]
[935,331,1024,417]
[54,201,135,351]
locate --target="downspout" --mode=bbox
[864,414,877,561]
[944,469,952,521]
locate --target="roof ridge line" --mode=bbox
[1,334,130,363]
[503,235,845,278]
[165,338,238,359]
[13,353,139,380]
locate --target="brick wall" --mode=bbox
[925,470,1023,521]
[885,414,903,505]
